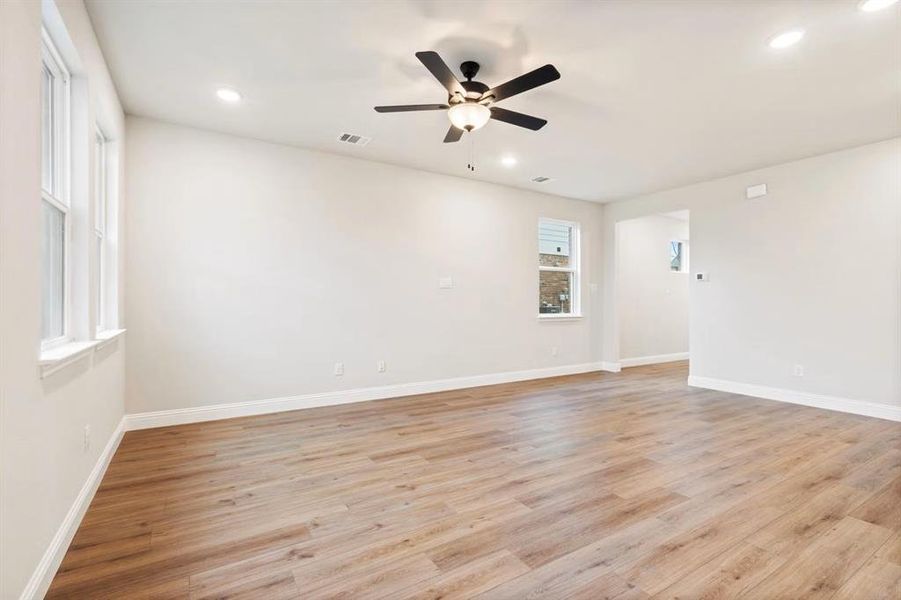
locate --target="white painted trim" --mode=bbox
[620,352,689,368]
[94,327,126,350]
[537,314,583,321]
[600,361,621,373]
[688,376,901,423]
[20,416,126,600]
[39,340,98,378]
[125,362,612,430]
[38,330,126,377]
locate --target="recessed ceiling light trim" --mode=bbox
[501,155,517,167]
[768,29,805,49]
[216,87,242,103]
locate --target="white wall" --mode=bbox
[124,117,604,414]
[616,214,689,361]
[602,138,901,410]
[0,1,126,598]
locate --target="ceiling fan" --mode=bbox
[375,51,561,143]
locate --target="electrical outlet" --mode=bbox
[793,364,804,377]
[377,360,386,373]
[83,425,91,452]
[334,362,344,376]
[551,346,559,357]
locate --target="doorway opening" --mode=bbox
[615,210,690,369]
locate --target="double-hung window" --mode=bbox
[669,240,688,273]
[94,129,108,332]
[41,31,71,347]
[538,219,581,317]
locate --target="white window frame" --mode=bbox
[41,29,72,350]
[94,127,108,332]
[538,218,582,319]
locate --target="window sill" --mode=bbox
[537,314,583,321]
[40,341,98,378]
[39,329,126,378]
[95,328,127,349]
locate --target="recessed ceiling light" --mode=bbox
[768,29,805,49]
[216,88,241,103]
[859,0,899,12]
[501,155,518,167]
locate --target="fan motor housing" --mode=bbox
[456,61,489,99]
[460,80,489,95]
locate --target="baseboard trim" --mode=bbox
[688,376,901,422]
[620,352,689,368]
[20,415,126,600]
[126,362,614,430]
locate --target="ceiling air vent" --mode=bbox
[531,176,555,184]
[337,132,371,146]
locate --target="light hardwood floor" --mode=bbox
[47,362,901,599]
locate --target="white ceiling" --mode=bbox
[85,0,900,202]
[662,209,691,222]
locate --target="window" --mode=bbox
[94,128,107,331]
[538,219,580,316]
[670,240,688,273]
[41,31,70,346]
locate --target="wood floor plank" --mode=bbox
[850,474,901,531]
[745,482,872,557]
[740,516,893,599]
[399,550,529,600]
[45,362,900,598]
[616,501,785,595]
[649,542,784,600]
[301,553,439,600]
[830,556,901,600]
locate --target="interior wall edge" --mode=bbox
[124,361,621,431]
[18,415,127,600]
[687,375,901,423]
[619,352,690,368]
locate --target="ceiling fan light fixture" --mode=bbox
[448,102,491,132]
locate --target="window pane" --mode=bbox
[95,234,104,330]
[539,270,572,314]
[42,201,65,340]
[670,241,683,272]
[94,132,105,232]
[539,221,571,268]
[41,65,53,193]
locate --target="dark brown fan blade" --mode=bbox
[443,125,464,143]
[416,51,466,96]
[482,64,560,103]
[489,107,547,131]
[374,104,449,113]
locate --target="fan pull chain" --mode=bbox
[467,135,476,172]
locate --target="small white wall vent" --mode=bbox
[337,132,371,146]
[531,176,555,184]
[746,183,767,199]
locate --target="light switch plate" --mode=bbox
[438,276,454,289]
